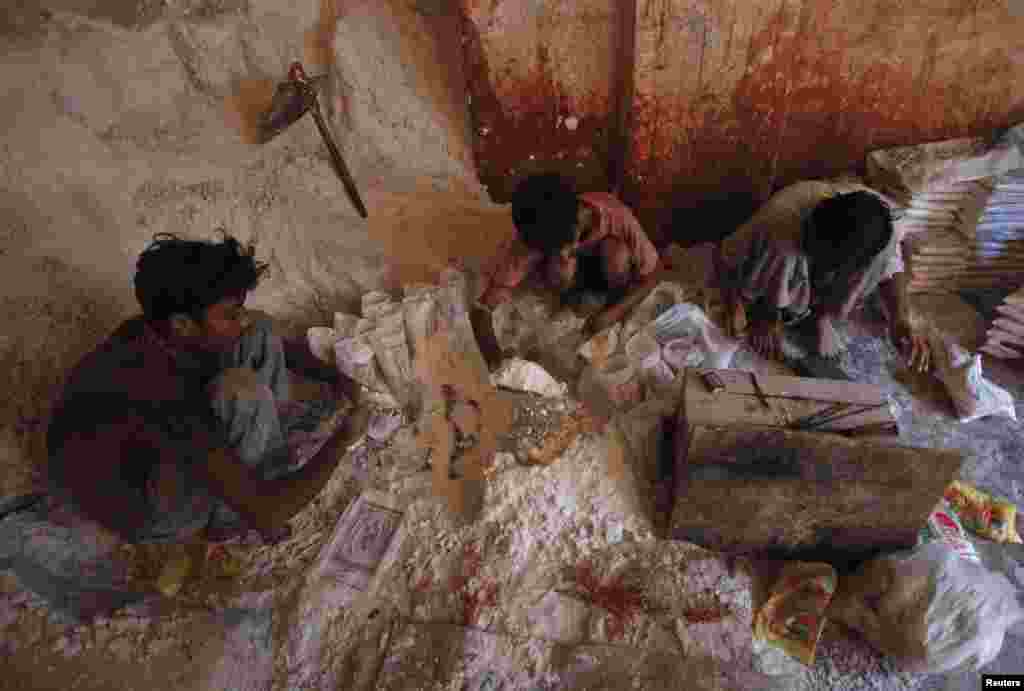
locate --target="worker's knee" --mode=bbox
[208,367,274,404]
[545,253,577,291]
[601,238,631,289]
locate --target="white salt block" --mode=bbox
[490,358,567,398]
[307,327,339,365]
[333,312,360,338]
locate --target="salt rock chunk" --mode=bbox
[577,323,621,366]
[307,326,338,365]
[333,312,360,338]
[491,359,567,398]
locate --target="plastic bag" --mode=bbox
[654,303,741,371]
[827,541,1024,674]
[621,281,691,343]
[917,497,981,564]
[928,328,1017,423]
[943,480,1023,544]
[753,562,837,667]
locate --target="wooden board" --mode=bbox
[681,368,894,434]
[669,426,964,569]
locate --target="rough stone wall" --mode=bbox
[462,0,1024,233]
[0,0,512,496]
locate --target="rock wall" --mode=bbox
[0,0,515,496]
[462,0,1024,236]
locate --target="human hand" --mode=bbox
[748,317,783,362]
[727,298,747,340]
[891,320,931,373]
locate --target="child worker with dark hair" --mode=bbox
[478,173,662,333]
[717,180,931,371]
[0,231,364,623]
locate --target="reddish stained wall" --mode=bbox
[458,0,617,202]
[460,0,1024,240]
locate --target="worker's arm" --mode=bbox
[583,259,664,336]
[878,271,930,372]
[713,242,748,338]
[196,406,368,535]
[282,335,361,402]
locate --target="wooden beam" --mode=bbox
[607,0,637,200]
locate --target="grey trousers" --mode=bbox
[210,310,294,480]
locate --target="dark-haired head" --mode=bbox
[804,191,893,278]
[134,230,269,350]
[510,173,580,254]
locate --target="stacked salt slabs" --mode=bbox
[907,171,1024,294]
[981,285,1024,359]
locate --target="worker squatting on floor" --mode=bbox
[1,233,363,622]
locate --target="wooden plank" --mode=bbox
[688,368,886,406]
[682,370,893,434]
[670,426,964,568]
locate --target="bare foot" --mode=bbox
[749,318,784,361]
[727,299,747,339]
[816,315,846,359]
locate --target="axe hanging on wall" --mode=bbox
[229,61,368,219]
